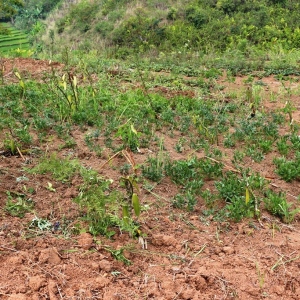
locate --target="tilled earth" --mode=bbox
[0,58,300,300]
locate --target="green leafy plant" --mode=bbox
[3,133,18,155]
[142,141,166,182]
[105,246,131,265]
[27,153,80,182]
[165,157,199,186]
[29,216,53,231]
[119,175,142,236]
[263,190,300,223]
[273,152,300,182]
[116,122,141,152]
[5,191,34,217]
[232,150,245,164]
[276,136,290,156]
[226,195,254,222]
[142,156,165,182]
[173,191,198,211]
[198,157,223,180]
[201,189,217,209]
[215,172,245,202]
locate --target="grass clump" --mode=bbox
[263,190,300,223]
[27,153,80,183]
[5,191,34,218]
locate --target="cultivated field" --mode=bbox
[0,57,300,299]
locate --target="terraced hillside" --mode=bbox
[0,23,29,53]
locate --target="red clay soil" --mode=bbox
[0,58,300,300]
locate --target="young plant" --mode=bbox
[29,216,53,231]
[119,175,142,236]
[3,133,17,155]
[276,136,290,156]
[173,191,197,211]
[226,195,254,222]
[142,140,166,182]
[5,191,34,217]
[273,153,300,182]
[116,122,141,152]
[27,153,80,183]
[263,190,300,223]
[14,71,25,100]
[198,157,223,180]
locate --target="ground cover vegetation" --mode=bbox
[1,57,299,231]
[1,0,300,298]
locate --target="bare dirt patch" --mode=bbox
[1,58,300,299]
[1,57,63,83]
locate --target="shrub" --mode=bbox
[68,1,100,33]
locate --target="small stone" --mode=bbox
[63,188,76,198]
[194,275,207,291]
[147,281,161,297]
[39,247,61,265]
[31,294,40,300]
[48,279,58,300]
[103,290,119,300]
[170,266,181,274]
[29,275,46,291]
[222,246,235,255]
[162,235,177,246]
[164,291,176,300]
[64,288,75,297]
[92,276,110,289]
[90,261,99,270]
[15,284,28,294]
[99,259,112,272]
[272,285,284,295]
[181,288,195,299]
[160,280,174,290]
[77,233,93,250]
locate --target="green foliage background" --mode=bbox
[37,0,300,56]
[4,0,300,58]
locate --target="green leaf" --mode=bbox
[132,193,141,217]
[122,205,130,225]
[245,187,250,204]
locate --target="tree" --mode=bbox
[0,0,24,20]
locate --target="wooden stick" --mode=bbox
[16,147,26,161]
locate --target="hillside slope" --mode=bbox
[37,0,300,59]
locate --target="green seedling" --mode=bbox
[276,136,290,156]
[5,191,34,217]
[27,153,80,182]
[3,134,17,155]
[173,191,197,211]
[142,155,165,182]
[255,262,265,289]
[120,176,142,224]
[273,153,300,182]
[29,216,53,231]
[263,190,300,223]
[105,246,131,265]
[116,122,141,152]
[14,71,25,100]
[46,182,56,192]
[142,138,166,182]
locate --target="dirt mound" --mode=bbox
[0,57,63,83]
